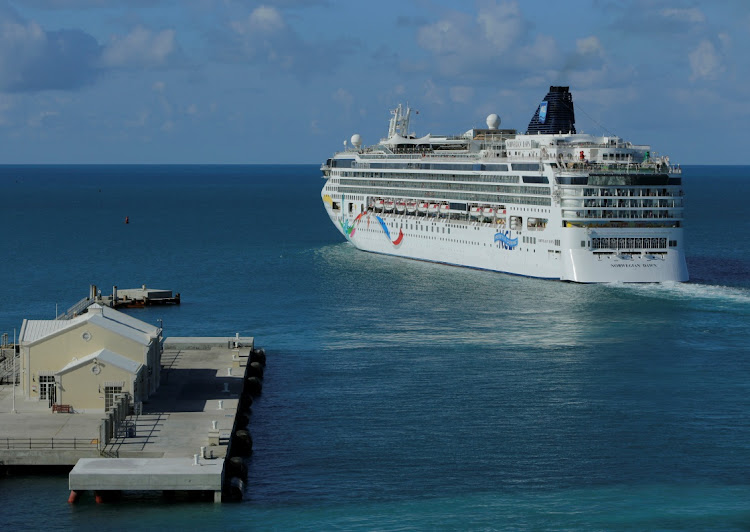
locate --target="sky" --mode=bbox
[0,0,747,164]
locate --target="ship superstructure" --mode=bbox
[320,86,688,283]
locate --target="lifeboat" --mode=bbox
[418,202,429,213]
[396,201,406,213]
[482,207,495,218]
[374,199,384,210]
[428,203,439,214]
[406,201,417,213]
[470,206,482,218]
[384,199,395,211]
[368,198,375,208]
[439,203,450,215]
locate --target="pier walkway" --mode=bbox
[0,337,260,503]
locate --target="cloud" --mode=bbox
[413,0,562,82]
[231,5,286,36]
[476,0,524,52]
[0,9,101,92]
[216,4,356,79]
[660,8,705,24]
[19,0,164,7]
[101,26,178,69]
[576,36,604,57]
[416,14,473,56]
[332,87,353,110]
[0,5,181,93]
[689,39,724,81]
[449,86,474,104]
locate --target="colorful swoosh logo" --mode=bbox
[340,210,405,247]
[494,231,518,250]
[375,215,404,245]
[341,211,365,237]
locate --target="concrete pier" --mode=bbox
[1,336,262,503]
[57,284,180,319]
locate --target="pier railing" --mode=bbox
[1,438,99,450]
[0,352,18,384]
[56,296,94,320]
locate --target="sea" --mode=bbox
[1,164,749,531]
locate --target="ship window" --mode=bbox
[581,241,585,248]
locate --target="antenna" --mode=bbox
[388,103,411,138]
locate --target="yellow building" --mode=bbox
[18,304,162,413]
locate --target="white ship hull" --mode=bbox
[325,208,687,283]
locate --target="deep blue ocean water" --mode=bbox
[1,164,749,530]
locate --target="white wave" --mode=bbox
[608,280,750,306]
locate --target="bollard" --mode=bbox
[218,400,224,410]
[212,420,218,430]
[201,446,206,459]
[223,383,229,393]
[194,454,200,466]
[227,367,232,376]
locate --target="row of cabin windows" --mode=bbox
[338,177,550,194]
[337,186,552,206]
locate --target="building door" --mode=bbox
[39,375,56,408]
[104,385,123,411]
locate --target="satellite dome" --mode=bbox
[350,134,362,148]
[486,114,500,129]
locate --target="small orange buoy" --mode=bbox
[125,216,129,224]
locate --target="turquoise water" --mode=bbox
[1,165,749,530]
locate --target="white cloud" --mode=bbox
[101,26,177,69]
[476,0,523,53]
[332,88,354,111]
[689,40,723,81]
[449,86,474,104]
[660,8,705,24]
[0,18,46,88]
[416,17,472,56]
[576,36,603,57]
[126,110,149,128]
[519,34,560,66]
[231,6,286,36]
[423,79,444,105]
[718,32,731,50]
[27,109,59,128]
[250,6,285,32]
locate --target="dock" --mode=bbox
[0,336,265,503]
[57,284,180,320]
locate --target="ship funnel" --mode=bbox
[526,86,576,135]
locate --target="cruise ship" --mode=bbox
[320,86,688,283]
